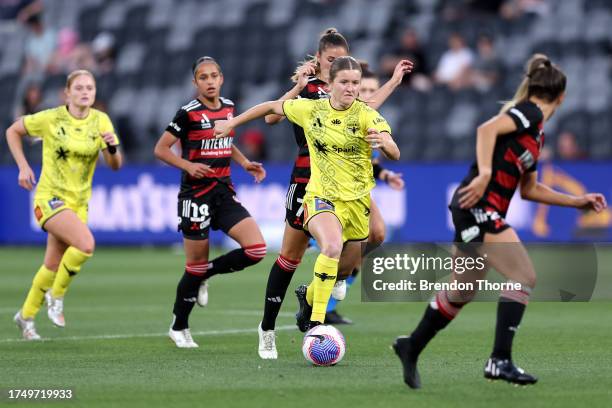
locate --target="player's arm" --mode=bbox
[378,167,405,190]
[101,132,123,170]
[365,60,413,110]
[265,62,315,125]
[215,100,285,138]
[231,145,266,183]
[458,114,518,209]
[154,131,211,178]
[520,171,607,212]
[366,129,400,161]
[5,117,36,191]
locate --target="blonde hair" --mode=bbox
[66,69,95,89]
[291,27,349,83]
[500,53,566,113]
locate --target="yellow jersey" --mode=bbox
[283,98,391,201]
[23,106,118,207]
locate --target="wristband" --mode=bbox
[373,163,383,180]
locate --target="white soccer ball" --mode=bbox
[302,324,346,366]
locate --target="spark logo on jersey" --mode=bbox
[332,145,359,155]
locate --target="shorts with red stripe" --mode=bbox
[178,183,251,240]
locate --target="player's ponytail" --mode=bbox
[500,53,566,113]
[291,27,349,83]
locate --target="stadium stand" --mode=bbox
[0,0,610,163]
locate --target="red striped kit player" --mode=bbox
[154,56,267,348]
[393,54,607,388]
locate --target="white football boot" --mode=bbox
[45,291,65,328]
[257,322,277,359]
[168,316,199,349]
[196,281,209,307]
[14,311,41,341]
[331,279,347,301]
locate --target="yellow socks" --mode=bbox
[21,265,56,319]
[310,254,339,323]
[51,247,92,298]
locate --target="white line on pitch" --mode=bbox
[0,307,293,318]
[0,325,297,343]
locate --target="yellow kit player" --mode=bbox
[5,69,122,340]
[214,56,400,331]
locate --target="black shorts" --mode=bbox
[450,205,510,243]
[285,182,307,231]
[178,183,251,240]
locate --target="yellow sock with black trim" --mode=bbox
[51,247,92,298]
[306,284,314,306]
[310,254,339,323]
[21,265,56,319]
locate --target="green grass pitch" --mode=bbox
[1,246,611,408]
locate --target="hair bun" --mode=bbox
[324,27,338,35]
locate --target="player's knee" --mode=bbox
[75,235,95,255]
[522,274,536,289]
[243,242,267,264]
[320,240,343,259]
[369,226,385,246]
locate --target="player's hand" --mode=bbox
[18,165,37,191]
[458,174,490,209]
[244,161,266,183]
[295,61,317,89]
[365,128,390,149]
[385,170,405,190]
[214,120,232,139]
[391,59,414,85]
[101,132,118,146]
[577,193,607,213]
[185,162,212,179]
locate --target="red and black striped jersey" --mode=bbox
[290,76,329,184]
[457,101,545,217]
[166,97,235,198]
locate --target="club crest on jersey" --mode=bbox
[48,197,65,210]
[200,113,212,129]
[314,197,335,211]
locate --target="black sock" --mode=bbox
[171,272,203,330]
[410,305,453,355]
[206,245,265,279]
[261,262,295,331]
[491,297,526,360]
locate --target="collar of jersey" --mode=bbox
[64,105,91,121]
[327,98,355,112]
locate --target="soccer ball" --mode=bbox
[302,324,346,366]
